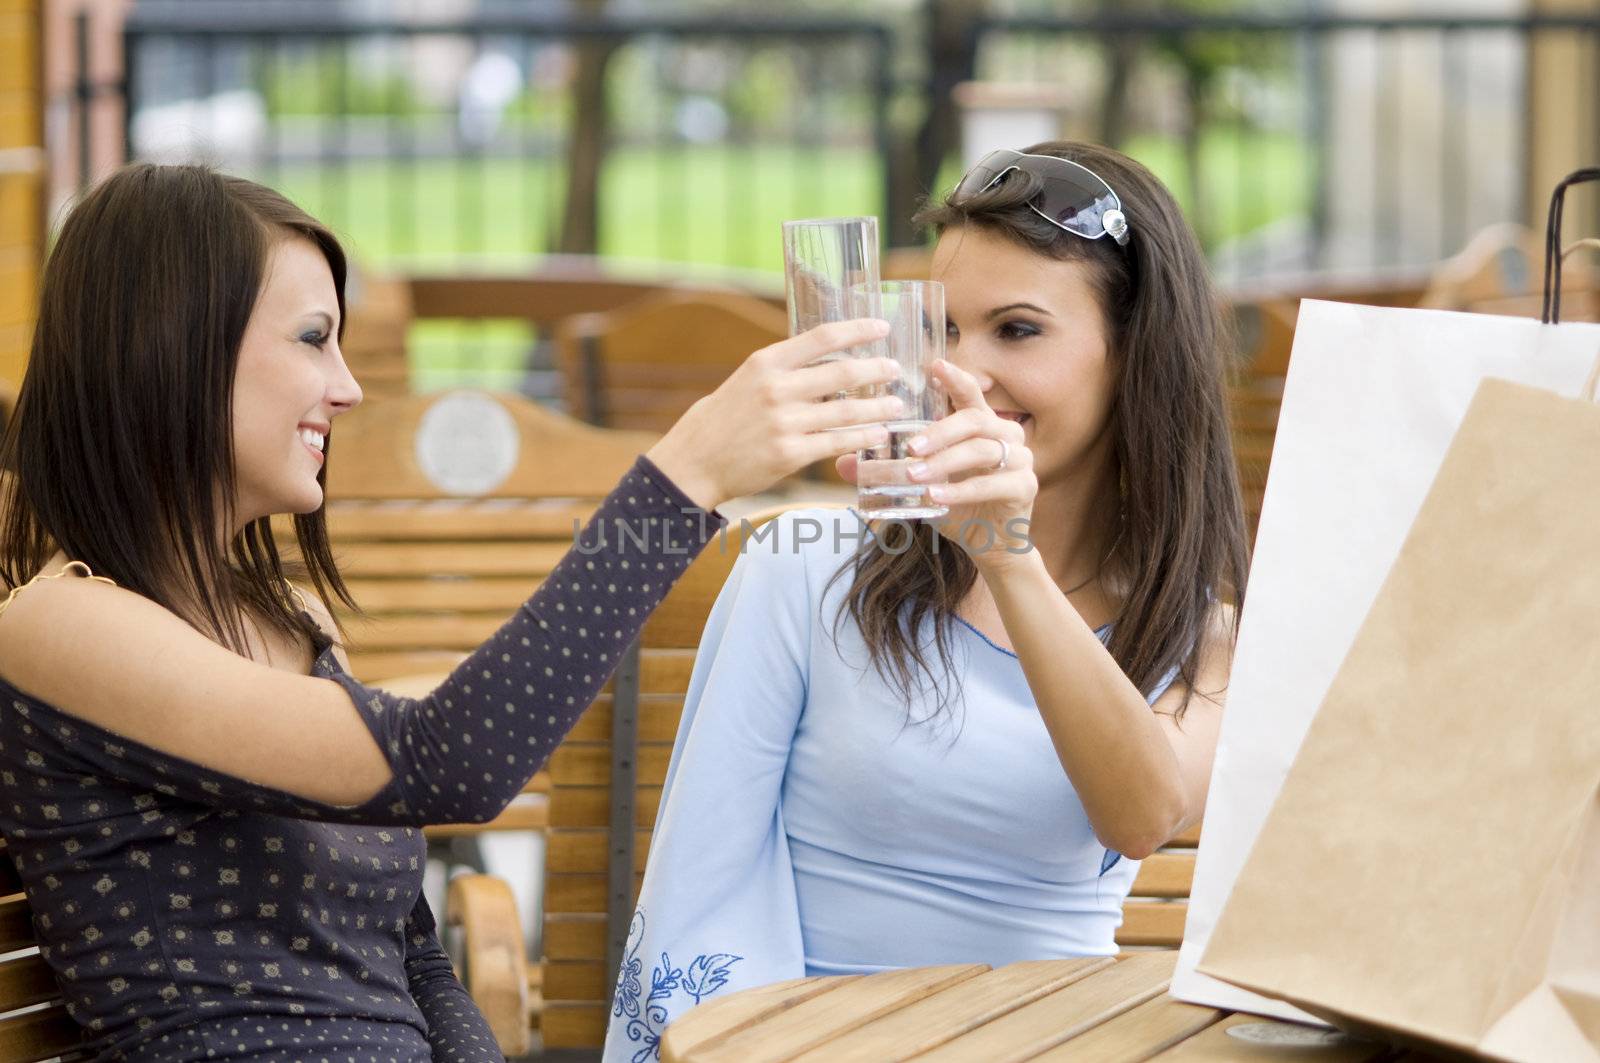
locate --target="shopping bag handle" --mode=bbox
[1542,167,1600,324]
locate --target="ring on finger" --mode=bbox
[992,438,1009,471]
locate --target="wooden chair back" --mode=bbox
[284,392,656,844]
[1227,297,1298,542]
[406,260,783,333]
[340,272,413,400]
[1418,222,1599,320]
[553,291,787,432]
[0,842,88,1060]
[1117,822,1200,949]
[310,390,657,682]
[540,506,788,1049]
[316,393,662,1048]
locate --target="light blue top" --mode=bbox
[603,509,1179,1063]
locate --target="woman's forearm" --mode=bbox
[978,552,1187,859]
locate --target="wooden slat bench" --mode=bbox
[279,390,660,829]
[535,507,787,1049]
[307,389,658,685]
[0,840,87,1061]
[292,391,663,1056]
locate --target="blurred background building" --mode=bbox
[7,0,1597,398]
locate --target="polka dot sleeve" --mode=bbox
[0,458,719,828]
[314,455,725,826]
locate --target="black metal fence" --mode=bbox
[53,5,1600,387]
[113,3,895,275]
[963,11,1600,283]
[80,7,1600,277]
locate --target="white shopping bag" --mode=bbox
[1170,299,1600,1023]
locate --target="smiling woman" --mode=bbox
[605,141,1248,1063]
[0,162,908,1061]
[848,142,1249,722]
[0,165,358,656]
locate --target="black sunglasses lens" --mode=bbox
[953,152,1124,241]
[1037,170,1117,237]
[954,151,1021,199]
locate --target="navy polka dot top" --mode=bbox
[0,458,722,1061]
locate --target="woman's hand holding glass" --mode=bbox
[646,318,904,511]
[848,358,1036,563]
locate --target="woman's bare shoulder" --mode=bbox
[0,569,249,712]
[0,568,390,805]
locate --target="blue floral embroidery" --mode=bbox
[611,908,743,1063]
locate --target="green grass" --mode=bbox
[406,320,537,395]
[263,144,884,274]
[264,145,885,391]
[263,130,1305,272]
[1125,127,1313,248]
[255,132,1308,389]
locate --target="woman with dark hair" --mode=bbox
[0,162,905,1061]
[605,142,1247,1061]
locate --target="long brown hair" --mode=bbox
[0,163,357,653]
[837,141,1248,720]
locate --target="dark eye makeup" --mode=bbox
[944,317,1045,344]
[997,320,1042,341]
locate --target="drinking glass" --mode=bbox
[847,280,949,520]
[782,216,880,334]
[783,217,881,410]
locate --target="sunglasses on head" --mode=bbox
[953,149,1130,247]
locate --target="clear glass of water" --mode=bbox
[783,217,881,411]
[847,280,949,520]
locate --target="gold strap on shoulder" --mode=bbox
[0,561,119,618]
[284,582,312,615]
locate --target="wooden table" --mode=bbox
[661,952,1449,1062]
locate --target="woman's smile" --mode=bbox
[298,423,328,465]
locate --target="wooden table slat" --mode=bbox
[1144,1012,1393,1062]
[656,976,855,1062]
[1025,994,1224,1062]
[661,956,1441,1063]
[789,957,1114,1063]
[690,964,988,1063]
[908,952,1176,1063]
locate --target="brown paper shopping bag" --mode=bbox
[1198,378,1600,1063]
